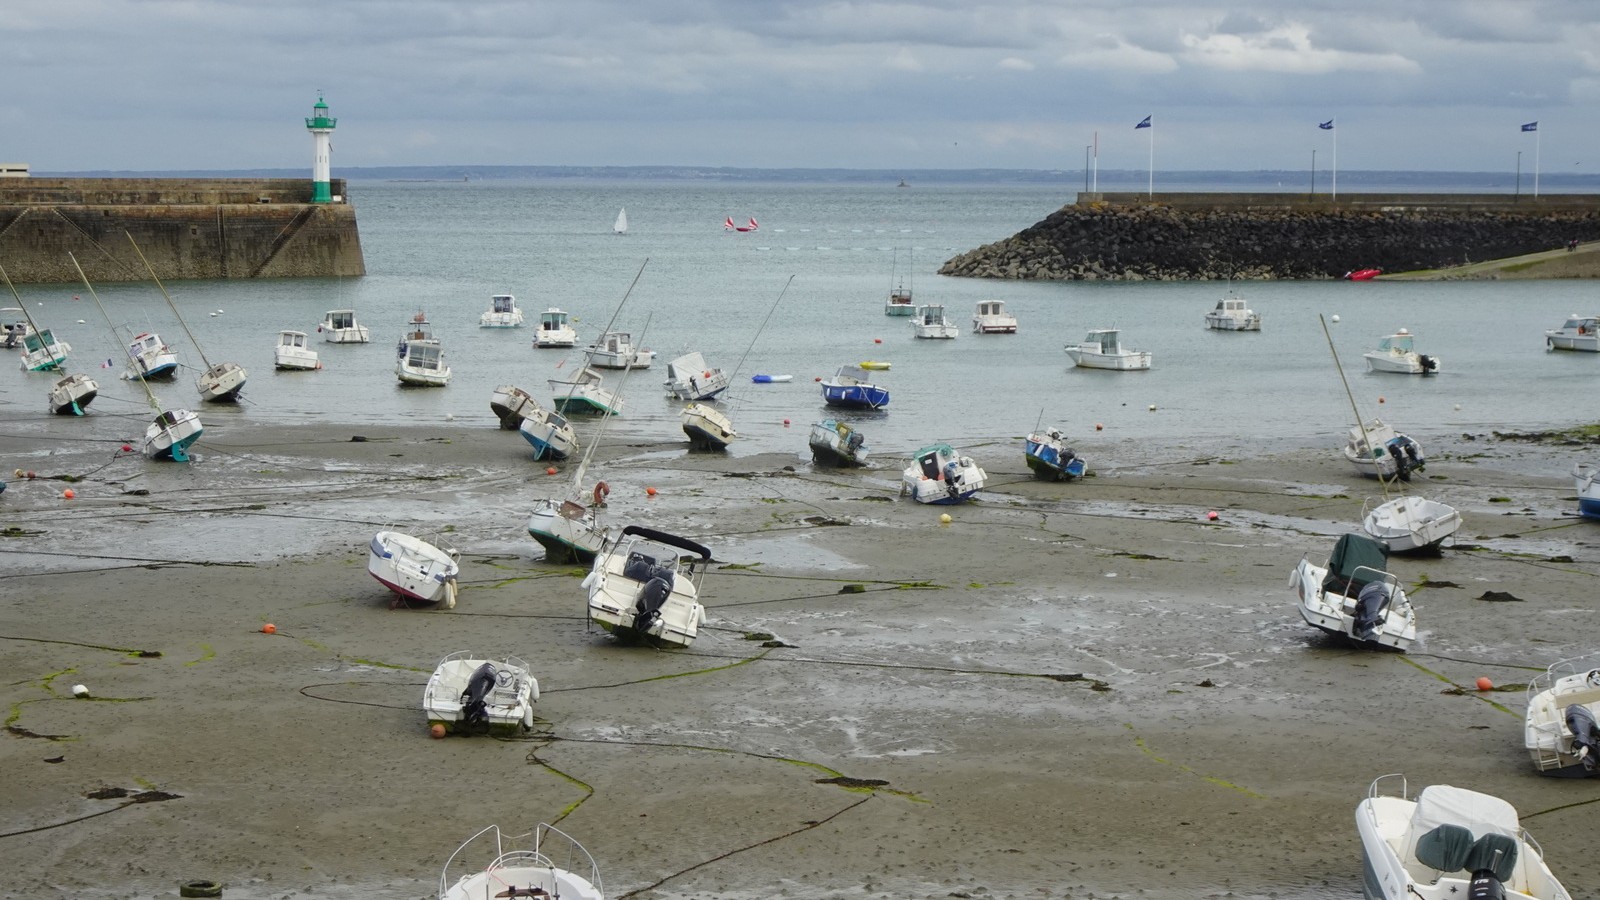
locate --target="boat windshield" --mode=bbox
[408,344,443,369]
[1380,334,1414,353]
[328,311,354,328]
[492,296,514,313]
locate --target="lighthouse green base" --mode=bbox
[312,180,331,204]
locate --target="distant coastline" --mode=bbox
[30,164,1600,192]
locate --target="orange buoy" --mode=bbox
[814,376,822,382]
[429,723,447,739]
[120,444,133,453]
[874,338,882,344]
[1095,423,1103,431]
[646,486,657,497]
[593,481,611,504]
[783,418,790,426]
[62,489,75,500]
[1378,396,1386,404]
[1206,510,1218,521]
[546,466,558,475]
[1476,677,1493,691]
[261,623,277,635]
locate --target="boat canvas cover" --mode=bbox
[1322,533,1388,594]
[1404,786,1522,880]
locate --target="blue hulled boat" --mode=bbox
[820,365,889,409]
[1024,429,1088,481]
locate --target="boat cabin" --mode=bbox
[405,341,445,371]
[919,305,947,325]
[1376,330,1415,353]
[1214,298,1249,314]
[279,330,309,350]
[1559,316,1597,334]
[325,310,357,329]
[490,294,517,315]
[540,310,569,330]
[1084,329,1123,353]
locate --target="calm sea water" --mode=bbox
[5,179,1597,464]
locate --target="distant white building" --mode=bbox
[0,163,28,178]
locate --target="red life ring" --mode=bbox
[593,481,610,505]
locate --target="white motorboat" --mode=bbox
[1024,429,1088,481]
[1203,294,1262,331]
[520,404,579,460]
[367,530,460,607]
[1524,653,1600,778]
[490,384,541,430]
[528,494,609,564]
[972,299,1018,334]
[809,419,869,468]
[1574,463,1600,520]
[533,308,578,348]
[144,408,204,462]
[584,525,711,649]
[18,327,71,372]
[1289,532,1416,650]
[274,330,320,371]
[1362,495,1461,555]
[319,309,370,343]
[901,443,987,504]
[0,308,32,350]
[682,401,736,451]
[124,331,180,381]
[550,365,623,416]
[479,293,525,328]
[1365,328,1440,374]
[1065,328,1152,370]
[911,304,959,339]
[438,824,603,900]
[398,338,451,387]
[1344,421,1426,481]
[422,651,539,736]
[1342,417,1423,478]
[586,331,654,369]
[1544,315,1598,352]
[663,351,730,401]
[1356,773,1573,900]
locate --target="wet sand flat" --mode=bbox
[3,422,1598,900]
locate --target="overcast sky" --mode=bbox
[6,1,1597,173]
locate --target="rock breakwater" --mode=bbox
[939,193,1600,281]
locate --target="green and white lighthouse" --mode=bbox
[305,92,337,204]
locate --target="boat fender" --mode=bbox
[580,571,596,590]
[593,481,610,505]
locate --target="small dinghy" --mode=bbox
[438,824,603,900]
[1289,532,1416,651]
[1356,774,1573,900]
[1362,495,1461,555]
[368,530,460,608]
[1523,653,1600,778]
[751,373,792,383]
[901,443,987,504]
[423,651,538,736]
[1344,420,1425,481]
[583,525,711,649]
[1573,463,1600,520]
[1024,428,1087,481]
[809,419,868,468]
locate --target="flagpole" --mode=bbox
[1092,130,1098,194]
[1147,116,1154,198]
[1535,126,1541,198]
[1331,119,1338,202]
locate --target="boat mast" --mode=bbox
[71,252,164,414]
[724,275,794,388]
[125,232,216,372]
[1318,313,1394,498]
[569,313,652,494]
[0,262,69,372]
[557,258,649,409]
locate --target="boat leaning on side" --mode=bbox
[1344,421,1425,481]
[18,328,71,372]
[1356,773,1573,900]
[527,495,609,565]
[490,384,541,430]
[901,443,987,504]
[1289,533,1417,651]
[438,823,604,900]
[48,372,98,416]
[1523,653,1600,778]
[422,651,539,736]
[809,419,869,468]
[144,408,204,462]
[1573,463,1600,520]
[1024,429,1088,481]
[682,402,736,451]
[1361,495,1461,555]
[519,404,579,461]
[583,525,711,649]
[368,530,460,608]
[663,351,731,401]
[550,366,625,416]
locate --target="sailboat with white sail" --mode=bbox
[127,234,248,403]
[613,207,628,234]
[1,263,97,415]
[72,254,202,460]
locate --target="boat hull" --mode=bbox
[144,410,203,462]
[809,421,868,468]
[48,373,98,415]
[1024,435,1087,481]
[1362,497,1461,555]
[821,383,889,409]
[519,411,578,460]
[490,385,538,430]
[1204,314,1261,331]
[367,531,459,606]
[527,500,607,564]
[321,327,369,344]
[682,403,736,451]
[1066,349,1152,370]
[198,362,248,402]
[1574,464,1600,520]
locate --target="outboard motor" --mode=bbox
[1419,354,1438,374]
[1387,441,1413,481]
[1566,703,1600,770]
[633,576,672,636]
[1467,869,1507,900]
[460,662,499,729]
[1353,582,1390,640]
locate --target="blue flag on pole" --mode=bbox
[1318,120,1334,130]
[1135,115,1151,129]
[1521,121,1538,132]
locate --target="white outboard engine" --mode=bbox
[460,662,499,729]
